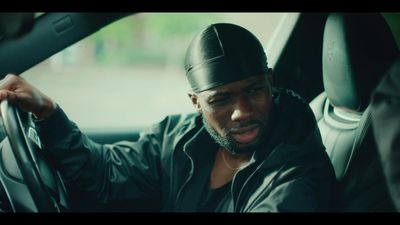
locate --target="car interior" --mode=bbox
[309,13,398,211]
[0,12,399,212]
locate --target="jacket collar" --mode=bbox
[183,125,219,165]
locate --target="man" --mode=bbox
[0,23,335,212]
[371,55,400,211]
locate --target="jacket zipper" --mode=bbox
[174,147,194,209]
[233,159,268,211]
[244,164,286,211]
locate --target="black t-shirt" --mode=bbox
[199,180,233,212]
[185,157,234,212]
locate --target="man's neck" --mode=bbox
[209,148,251,189]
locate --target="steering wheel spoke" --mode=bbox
[0,100,69,212]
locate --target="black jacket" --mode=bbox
[371,56,400,211]
[36,88,335,212]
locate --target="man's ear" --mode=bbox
[188,91,202,114]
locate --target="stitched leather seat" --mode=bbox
[310,13,398,211]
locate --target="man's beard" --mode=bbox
[202,116,268,155]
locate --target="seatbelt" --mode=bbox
[337,104,397,211]
[342,105,371,176]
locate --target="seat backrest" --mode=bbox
[310,13,398,211]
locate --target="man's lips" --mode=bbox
[231,124,260,144]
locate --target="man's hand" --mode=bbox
[0,74,56,120]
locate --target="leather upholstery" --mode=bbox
[322,13,398,112]
[310,93,362,179]
[310,13,398,211]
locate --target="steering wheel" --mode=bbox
[0,100,69,212]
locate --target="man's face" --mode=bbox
[189,75,273,155]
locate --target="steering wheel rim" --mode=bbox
[0,100,65,212]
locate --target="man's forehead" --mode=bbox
[199,75,268,96]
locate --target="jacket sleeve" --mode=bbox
[35,106,166,204]
[244,136,335,212]
[246,160,334,212]
[249,176,325,212]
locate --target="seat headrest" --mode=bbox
[322,13,398,112]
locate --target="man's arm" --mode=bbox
[0,74,164,205]
[0,74,56,120]
[35,107,164,204]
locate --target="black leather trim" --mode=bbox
[322,13,398,111]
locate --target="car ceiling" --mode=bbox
[0,13,132,78]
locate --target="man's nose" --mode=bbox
[231,97,254,122]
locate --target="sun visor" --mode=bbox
[0,13,34,40]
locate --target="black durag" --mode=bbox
[185,23,270,92]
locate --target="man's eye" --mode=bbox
[210,97,230,105]
[247,87,264,95]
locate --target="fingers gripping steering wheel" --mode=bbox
[0,100,69,212]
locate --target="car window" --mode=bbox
[21,13,290,129]
[382,12,400,48]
